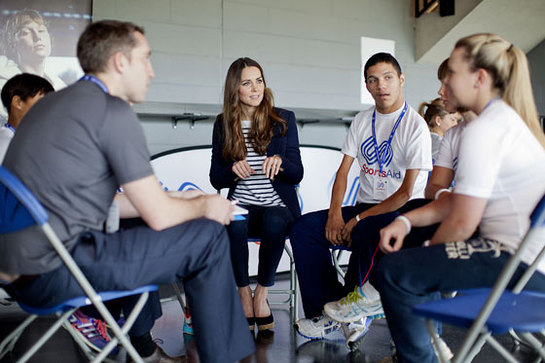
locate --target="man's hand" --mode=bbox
[325,214,345,246]
[232,160,255,179]
[168,189,205,199]
[341,217,358,246]
[379,219,408,253]
[262,155,282,179]
[199,194,234,225]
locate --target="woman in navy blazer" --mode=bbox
[210,57,303,332]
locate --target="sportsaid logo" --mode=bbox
[361,164,401,179]
[361,135,393,167]
[360,136,401,179]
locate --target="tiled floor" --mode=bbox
[0,278,540,362]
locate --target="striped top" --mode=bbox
[232,120,286,207]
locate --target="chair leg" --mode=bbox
[484,335,518,363]
[332,250,346,279]
[172,282,187,314]
[519,332,545,361]
[0,314,38,360]
[90,291,151,363]
[18,309,76,363]
[284,243,298,324]
[84,293,147,363]
[62,318,98,361]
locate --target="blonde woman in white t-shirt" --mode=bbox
[354,34,545,362]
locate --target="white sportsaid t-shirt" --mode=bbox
[342,103,432,204]
[454,99,545,271]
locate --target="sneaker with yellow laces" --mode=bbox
[324,283,385,323]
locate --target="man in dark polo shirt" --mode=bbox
[1,20,254,362]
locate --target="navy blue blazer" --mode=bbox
[209,108,304,218]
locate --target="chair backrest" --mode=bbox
[150,144,361,214]
[150,146,217,194]
[297,145,360,213]
[0,166,109,307]
[0,167,48,233]
[510,192,545,293]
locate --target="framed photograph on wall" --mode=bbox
[0,0,92,120]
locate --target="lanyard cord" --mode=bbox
[371,102,407,173]
[79,75,109,94]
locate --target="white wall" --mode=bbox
[528,39,545,117]
[92,0,442,155]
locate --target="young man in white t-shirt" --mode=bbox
[291,52,432,340]
[368,35,545,362]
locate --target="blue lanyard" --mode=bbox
[79,75,109,94]
[371,102,407,173]
[3,123,16,134]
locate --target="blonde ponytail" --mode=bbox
[455,33,545,148]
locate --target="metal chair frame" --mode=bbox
[0,166,157,363]
[413,193,545,363]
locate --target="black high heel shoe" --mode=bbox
[255,300,274,331]
[247,317,256,332]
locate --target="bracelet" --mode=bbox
[355,214,361,222]
[396,215,411,234]
[434,188,451,200]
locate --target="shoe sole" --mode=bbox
[345,321,372,351]
[325,307,385,323]
[257,322,274,331]
[294,325,343,342]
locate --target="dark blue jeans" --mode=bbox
[227,205,294,287]
[348,199,438,286]
[290,203,377,318]
[376,238,545,363]
[7,219,255,363]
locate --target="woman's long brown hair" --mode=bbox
[221,57,287,162]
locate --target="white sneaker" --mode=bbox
[324,286,384,323]
[295,314,341,340]
[341,317,372,350]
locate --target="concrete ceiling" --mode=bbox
[416,0,545,64]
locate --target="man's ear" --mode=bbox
[111,51,128,74]
[399,73,405,87]
[11,95,23,110]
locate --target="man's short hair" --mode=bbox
[1,73,54,114]
[77,20,145,74]
[364,52,402,81]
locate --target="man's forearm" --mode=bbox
[358,188,411,219]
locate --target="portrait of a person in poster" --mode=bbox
[0,0,91,121]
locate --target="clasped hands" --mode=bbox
[325,214,359,247]
[232,155,282,180]
[325,213,410,251]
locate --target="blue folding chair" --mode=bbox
[413,193,545,363]
[0,166,157,363]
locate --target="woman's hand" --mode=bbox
[232,160,255,179]
[262,155,283,180]
[379,219,408,253]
